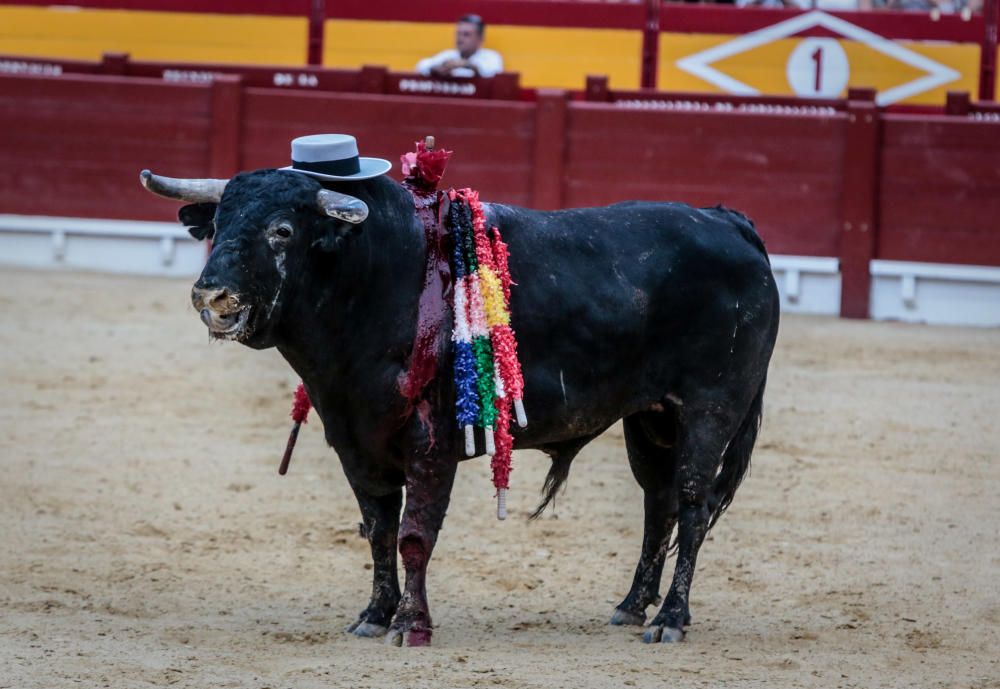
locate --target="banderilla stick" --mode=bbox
[278,421,302,476]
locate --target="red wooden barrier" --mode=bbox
[0,73,210,220]
[239,88,537,206]
[839,88,880,319]
[981,0,999,100]
[532,90,570,210]
[0,53,528,100]
[209,76,243,178]
[562,101,847,259]
[1,69,999,318]
[878,112,1000,267]
[581,74,848,111]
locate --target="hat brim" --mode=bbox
[279,157,392,181]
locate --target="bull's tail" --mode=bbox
[707,374,767,529]
[529,450,574,520]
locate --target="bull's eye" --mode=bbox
[267,222,294,248]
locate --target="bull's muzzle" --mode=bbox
[192,285,248,337]
[191,285,237,312]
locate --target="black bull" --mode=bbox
[140,168,779,646]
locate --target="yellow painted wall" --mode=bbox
[325,19,643,89]
[659,32,979,105]
[0,6,308,65]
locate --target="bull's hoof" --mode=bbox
[385,627,432,647]
[642,625,684,644]
[346,621,388,638]
[610,608,646,626]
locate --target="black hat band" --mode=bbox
[292,156,361,176]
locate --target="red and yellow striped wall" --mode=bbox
[0,3,643,88]
[0,1,993,101]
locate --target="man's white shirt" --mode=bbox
[416,48,504,78]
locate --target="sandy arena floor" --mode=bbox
[1,267,998,688]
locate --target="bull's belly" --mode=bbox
[508,358,667,448]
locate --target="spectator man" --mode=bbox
[416,15,503,78]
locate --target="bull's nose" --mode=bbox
[191,286,231,311]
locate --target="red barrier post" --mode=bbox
[308,0,325,66]
[359,65,388,93]
[100,52,129,75]
[531,89,569,210]
[209,75,243,178]
[585,75,610,102]
[981,0,998,100]
[641,0,661,89]
[491,72,520,100]
[945,90,971,114]
[839,88,880,319]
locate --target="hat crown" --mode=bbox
[281,132,391,181]
[291,134,360,164]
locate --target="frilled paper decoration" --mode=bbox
[447,188,527,519]
[401,140,453,190]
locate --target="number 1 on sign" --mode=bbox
[811,46,823,92]
[787,37,850,98]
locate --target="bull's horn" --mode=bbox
[317,189,369,224]
[139,170,228,203]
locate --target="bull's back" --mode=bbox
[487,201,777,443]
[492,201,774,336]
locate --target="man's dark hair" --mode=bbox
[458,14,485,37]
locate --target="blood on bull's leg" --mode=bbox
[345,484,403,637]
[386,454,458,647]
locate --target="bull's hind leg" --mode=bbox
[644,410,737,644]
[611,411,679,626]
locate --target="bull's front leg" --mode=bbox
[386,453,458,647]
[345,482,402,637]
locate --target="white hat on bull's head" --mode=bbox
[280,133,392,181]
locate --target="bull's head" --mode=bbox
[140,168,369,347]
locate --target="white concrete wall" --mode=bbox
[871,260,1000,327]
[0,215,205,277]
[2,215,998,327]
[770,255,841,316]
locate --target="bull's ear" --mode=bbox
[311,219,359,253]
[178,202,217,241]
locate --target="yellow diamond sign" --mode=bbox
[662,11,972,105]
